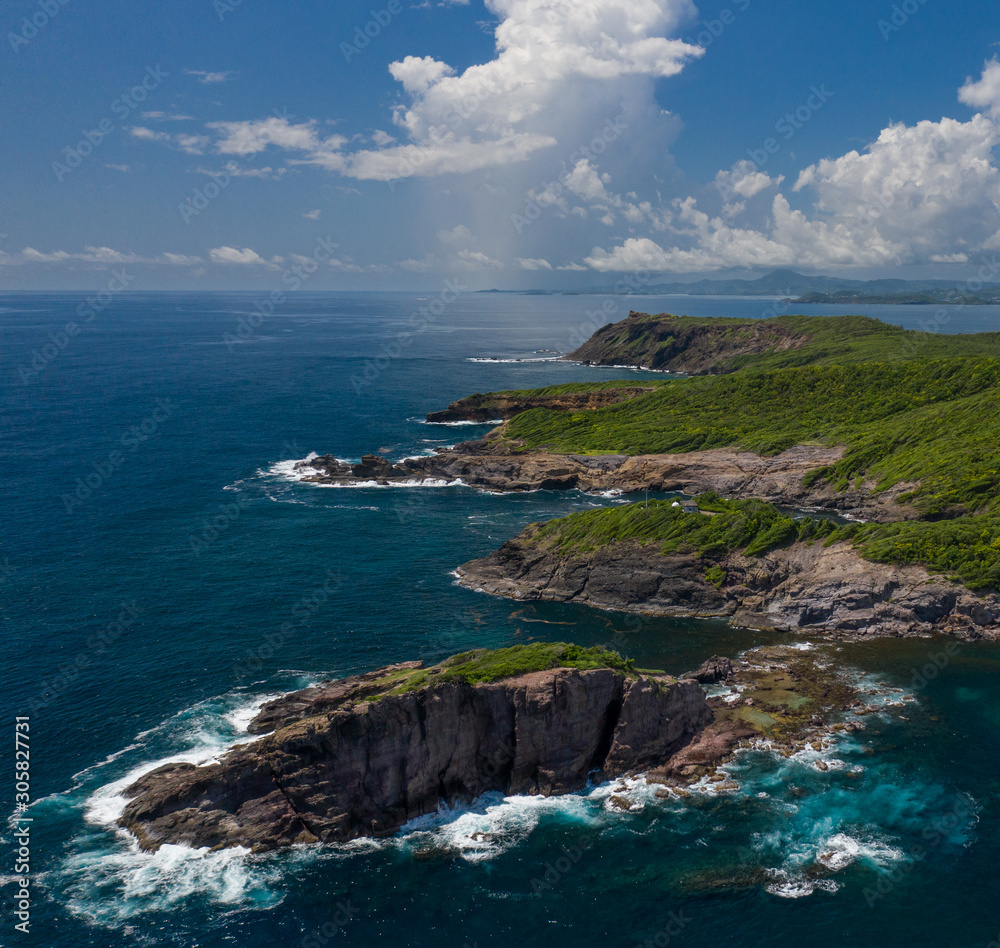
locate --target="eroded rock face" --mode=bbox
[457,537,1000,639]
[685,656,735,684]
[118,667,712,852]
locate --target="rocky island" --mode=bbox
[118,642,870,852]
[119,645,711,851]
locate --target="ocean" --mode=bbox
[2,290,1000,947]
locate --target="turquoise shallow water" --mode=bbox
[2,292,1000,946]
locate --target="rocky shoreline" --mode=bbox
[117,644,875,852]
[288,357,992,639]
[457,533,1000,640]
[297,438,914,523]
[118,655,712,852]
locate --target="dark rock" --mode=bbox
[685,656,735,684]
[352,455,397,480]
[118,665,712,852]
[457,532,1000,640]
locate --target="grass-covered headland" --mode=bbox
[495,316,1000,592]
[438,314,1000,594]
[567,312,1000,374]
[503,358,1000,519]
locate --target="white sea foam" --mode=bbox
[226,694,281,733]
[466,356,562,364]
[766,875,839,899]
[267,456,469,490]
[62,841,286,923]
[816,833,864,871]
[418,418,504,426]
[376,779,646,864]
[561,359,677,374]
[55,691,307,925]
[85,719,269,830]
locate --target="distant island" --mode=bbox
[478,268,1000,304]
[793,290,1000,305]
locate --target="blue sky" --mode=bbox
[2,0,999,290]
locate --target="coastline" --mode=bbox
[455,534,1000,640]
[292,441,915,522]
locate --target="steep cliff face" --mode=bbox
[566,312,809,373]
[119,665,712,853]
[457,535,1000,639]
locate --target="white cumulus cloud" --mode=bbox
[208,246,271,265]
[584,59,1000,273]
[959,58,1000,119]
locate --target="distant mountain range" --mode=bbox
[606,269,1000,303]
[477,269,1000,304]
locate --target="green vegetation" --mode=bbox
[849,515,1000,591]
[573,312,1000,374]
[529,493,837,560]
[459,380,671,399]
[523,495,1000,593]
[385,643,638,693]
[503,358,1000,517]
[451,315,1000,593]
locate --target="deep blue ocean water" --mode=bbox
[3,291,1000,947]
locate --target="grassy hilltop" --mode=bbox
[503,358,1000,518]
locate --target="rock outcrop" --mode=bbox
[457,535,1000,639]
[296,439,912,522]
[118,661,712,852]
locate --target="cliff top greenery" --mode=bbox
[447,379,672,401]
[525,494,1000,592]
[385,643,639,693]
[449,315,1000,591]
[529,493,837,559]
[501,357,1000,517]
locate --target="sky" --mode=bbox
[2,0,1000,291]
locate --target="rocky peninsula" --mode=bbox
[118,643,870,852]
[298,440,909,523]
[456,520,1000,640]
[118,645,712,852]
